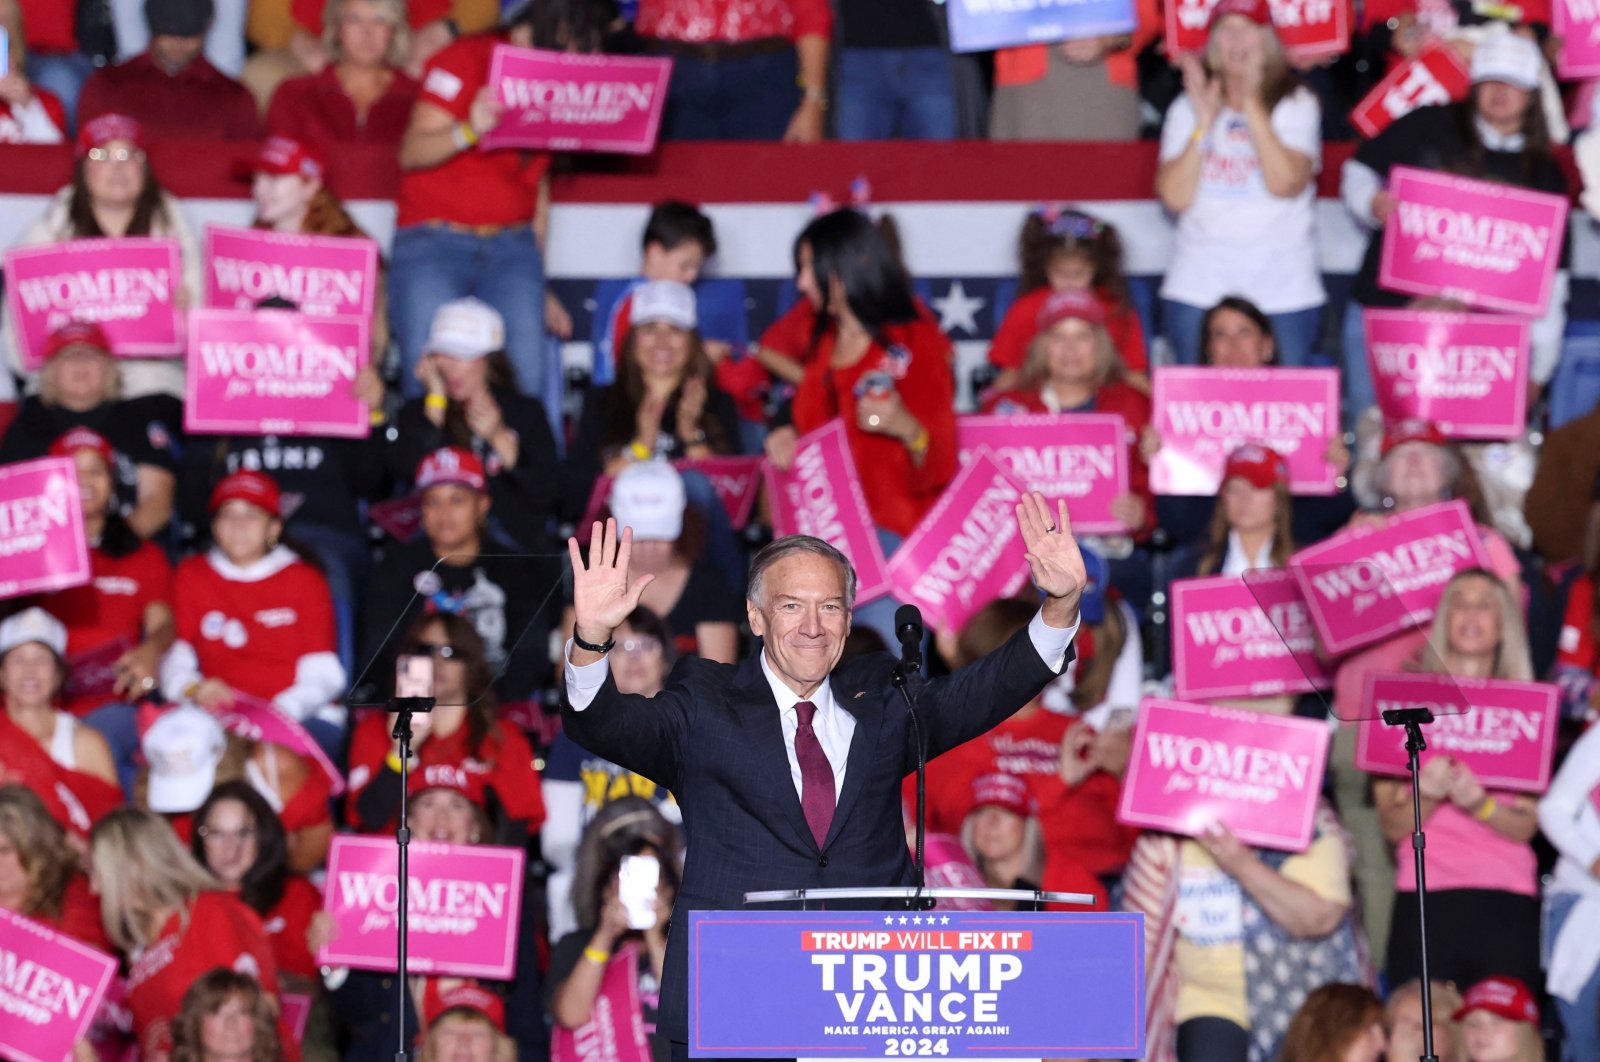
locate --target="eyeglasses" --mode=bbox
[198,825,257,845]
[406,642,460,660]
[617,637,662,656]
[86,147,143,164]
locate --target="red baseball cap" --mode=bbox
[1453,976,1539,1026]
[76,113,143,156]
[416,447,487,493]
[49,427,116,465]
[44,320,112,361]
[1381,417,1449,456]
[407,761,488,811]
[243,135,325,182]
[970,772,1033,818]
[1036,289,1106,333]
[209,470,282,517]
[422,981,505,1033]
[1223,444,1289,490]
[1211,0,1273,25]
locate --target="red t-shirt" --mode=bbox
[1559,574,1597,674]
[46,541,172,714]
[346,712,545,831]
[790,318,957,537]
[987,287,1148,376]
[126,891,298,1060]
[266,66,420,155]
[18,0,75,53]
[26,875,112,953]
[396,34,551,229]
[759,299,823,363]
[279,759,334,834]
[261,876,322,981]
[171,551,337,703]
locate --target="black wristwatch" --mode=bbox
[573,628,615,654]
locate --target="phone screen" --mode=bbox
[395,654,434,699]
[0,29,10,79]
[618,854,660,931]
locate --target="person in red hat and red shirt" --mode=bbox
[5,113,200,400]
[1455,976,1544,1062]
[419,981,512,1062]
[959,771,1107,910]
[359,447,558,709]
[161,470,347,759]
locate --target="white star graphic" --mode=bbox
[898,916,908,924]
[912,916,923,925]
[884,915,895,925]
[940,916,950,924]
[931,280,985,336]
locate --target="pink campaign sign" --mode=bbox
[1355,672,1559,793]
[0,457,90,601]
[185,308,370,438]
[0,907,118,1062]
[211,693,347,796]
[484,45,672,155]
[551,943,653,1062]
[1116,697,1331,851]
[1289,499,1492,656]
[4,238,183,370]
[1556,0,1600,78]
[955,413,1130,534]
[886,448,1031,634]
[1378,165,1569,316]
[763,419,891,605]
[1171,572,1333,702]
[204,225,379,318]
[1149,367,1339,495]
[318,835,525,980]
[1363,309,1530,440]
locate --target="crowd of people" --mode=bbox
[1,0,1600,1061]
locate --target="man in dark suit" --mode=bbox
[560,491,1085,1059]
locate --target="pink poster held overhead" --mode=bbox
[483,44,672,155]
[1556,0,1600,78]
[1288,499,1492,656]
[1378,165,1568,316]
[0,457,91,601]
[886,448,1031,634]
[1363,309,1530,440]
[204,225,379,318]
[1116,697,1331,851]
[1149,367,1339,496]
[317,835,525,980]
[1170,572,1333,702]
[185,308,370,438]
[956,413,1129,534]
[762,419,892,605]
[0,907,118,1062]
[1355,672,1560,793]
[4,238,183,370]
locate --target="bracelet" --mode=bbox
[385,751,406,774]
[573,628,615,655]
[906,427,930,455]
[369,408,387,426]
[629,440,652,461]
[1190,128,1205,144]
[424,393,449,412]
[183,681,201,701]
[1475,795,1499,822]
[583,946,611,965]
[796,78,827,108]
[459,122,480,147]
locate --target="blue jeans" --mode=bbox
[1161,298,1323,367]
[388,224,548,404]
[1341,300,1376,432]
[83,701,141,799]
[1545,891,1600,1062]
[26,53,95,133]
[835,47,957,141]
[288,522,371,678]
[681,469,743,590]
[660,47,798,141]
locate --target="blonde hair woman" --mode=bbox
[1374,569,1541,994]
[89,809,294,1060]
[0,786,106,948]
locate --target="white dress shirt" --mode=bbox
[565,610,1079,803]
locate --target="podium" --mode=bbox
[688,888,1145,1060]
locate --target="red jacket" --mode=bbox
[987,287,1148,377]
[79,54,261,141]
[266,66,420,156]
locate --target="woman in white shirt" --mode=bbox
[1537,723,1600,1062]
[1155,0,1323,368]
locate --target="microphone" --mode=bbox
[895,604,923,675]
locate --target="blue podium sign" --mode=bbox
[946,0,1139,54]
[688,910,1144,1058]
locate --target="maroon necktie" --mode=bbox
[794,700,835,848]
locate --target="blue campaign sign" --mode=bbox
[946,0,1139,53]
[688,910,1145,1058]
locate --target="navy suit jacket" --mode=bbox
[560,621,1070,1043]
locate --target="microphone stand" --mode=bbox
[890,664,935,912]
[1383,706,1440,1062]
[390,695,434,1062]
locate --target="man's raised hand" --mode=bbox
[568,519,655,654]
[1015,492,1086,627]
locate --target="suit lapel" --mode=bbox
[823,674,883,851]
[732,649,818,854]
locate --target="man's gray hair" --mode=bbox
[747,535,857,610]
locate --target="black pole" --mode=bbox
[390,695,434,1062]
[891,667,934,911]
[1384,706,1440,1062]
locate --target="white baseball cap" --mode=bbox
[143,706,227,813]
[0,608,67,658]
[425,297,506,360]
[610,460,686,542]
[1471,26,1543,91]
[631,280,697,331]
